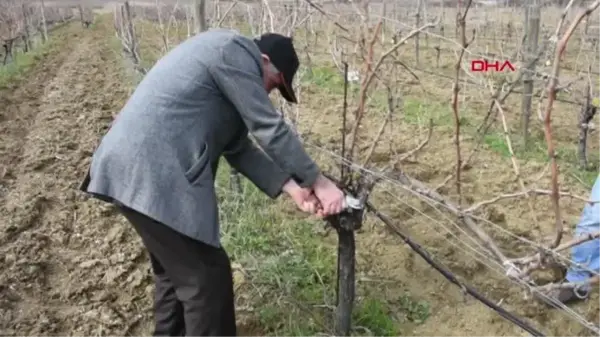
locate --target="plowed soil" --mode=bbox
[0,23,153,335]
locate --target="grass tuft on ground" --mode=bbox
[0,23,75,89]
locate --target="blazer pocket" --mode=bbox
[184,143,210,184]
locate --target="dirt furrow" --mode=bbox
[0,22,153,335]
[0,28,78,208]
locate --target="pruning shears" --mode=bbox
[342,194,364,210]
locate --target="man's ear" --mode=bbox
[261,54,270,63]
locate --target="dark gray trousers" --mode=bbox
[118,205,237,336]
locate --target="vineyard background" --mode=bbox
[0,0,599,336]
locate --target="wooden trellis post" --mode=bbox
[521,2,540,147]
[414,0,423,66]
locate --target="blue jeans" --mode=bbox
[565,175,600,291]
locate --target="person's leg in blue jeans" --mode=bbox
[544,175,600,305]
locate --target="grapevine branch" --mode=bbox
[450,0,474,206]
[542,0,600,249]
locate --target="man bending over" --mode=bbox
[80,30,345,336]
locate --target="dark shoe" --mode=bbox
[535,283,590,308]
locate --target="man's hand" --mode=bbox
[282,179,319,214]
[311,174,345,217]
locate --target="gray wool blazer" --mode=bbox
[80,28,320,247]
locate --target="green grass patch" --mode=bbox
[215,161,427,335]
[483,133,511,157]
[482,132,548,161]
[397,292,431,324]
[559,146,599,188]
[0,25,71,89]
[403,98,472,128]
[353,298,399,336]
[567,167,599,188]
[217,161,336,335]
[301,65,349,94]
[482,130,599,163]
[483,131,599,188]
[300,70,475,129]
[0,49,46,87]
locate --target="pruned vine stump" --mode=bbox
[328,208,364,336]
[326,175,375,336]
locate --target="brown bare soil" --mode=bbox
[0,22,153,335]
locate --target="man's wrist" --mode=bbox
[282,178,299,194]
[311,173,327,189]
